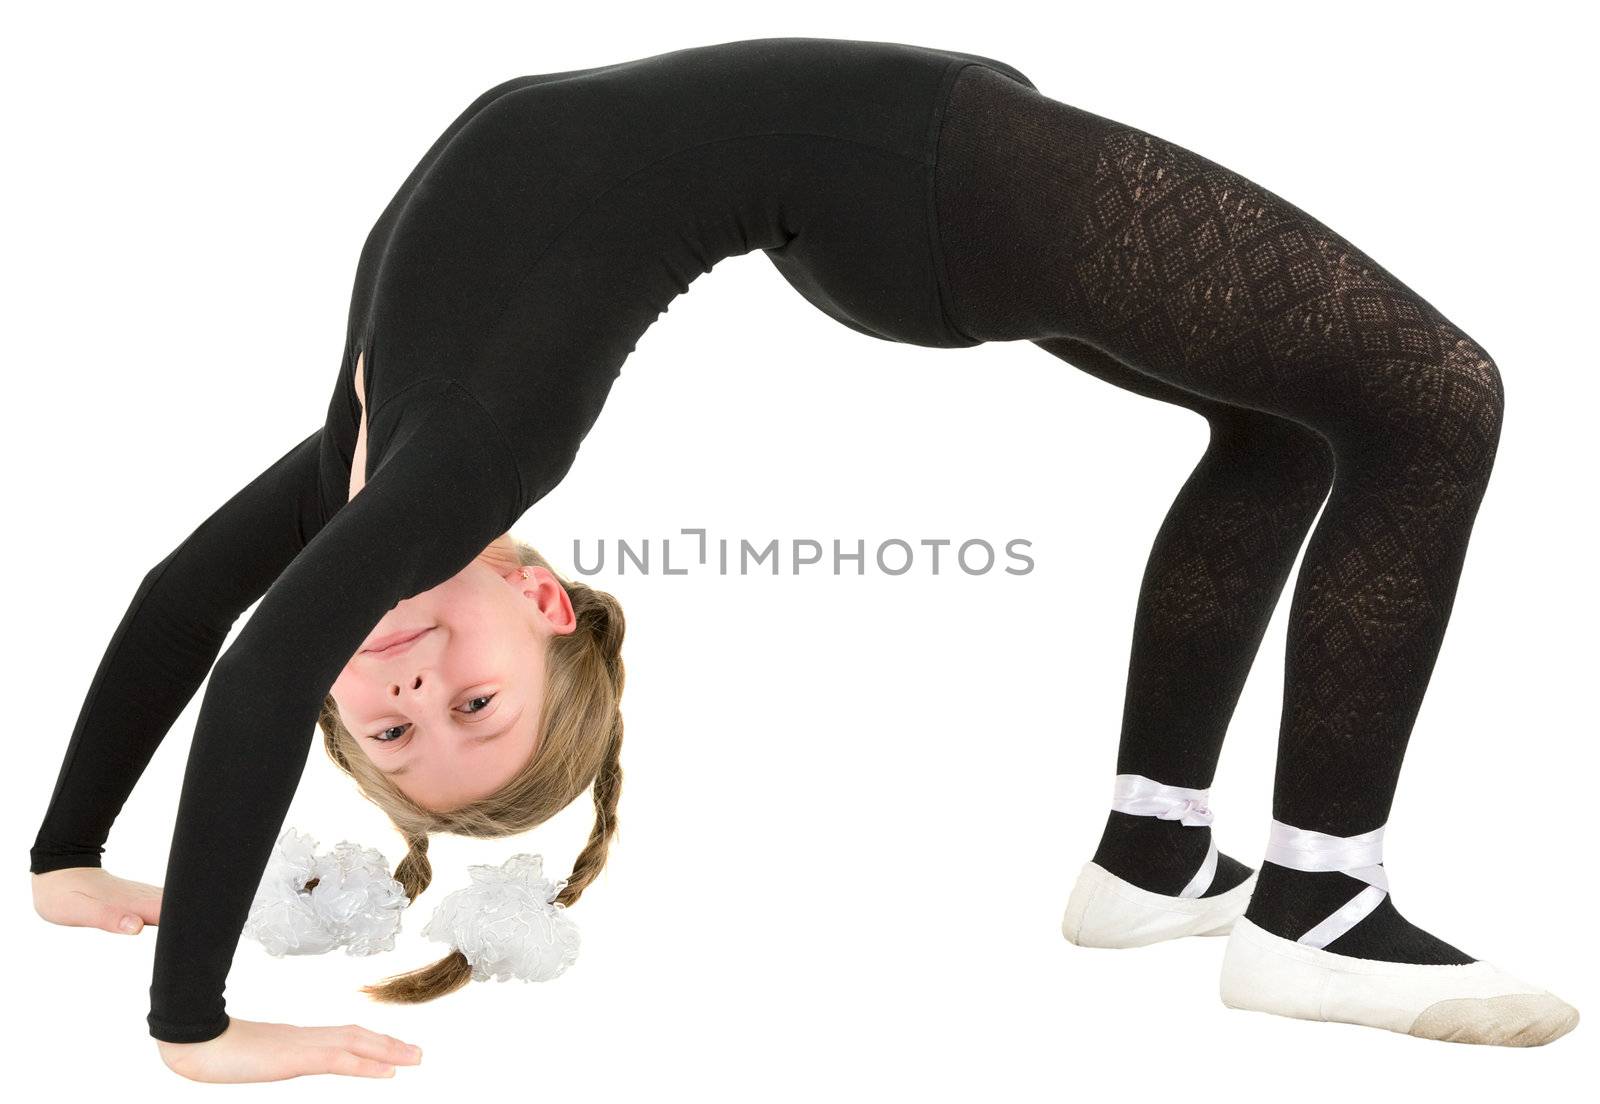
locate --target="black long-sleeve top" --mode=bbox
[28,36,1034,1043]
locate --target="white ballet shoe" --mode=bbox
[1061,861,1258,949]
[1219,916,1579,1046]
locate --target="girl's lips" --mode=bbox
[362,626,433,655]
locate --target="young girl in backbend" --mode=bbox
[28,36,1577,1083]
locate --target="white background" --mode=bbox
[4,1,1595,1099]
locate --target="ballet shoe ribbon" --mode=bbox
[1109,774,1219,899]
[1265,820,1390,949]
[1110,774,1215,827]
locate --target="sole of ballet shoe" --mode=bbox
[1061,860,1258,949]
[1219,916,1579,1047]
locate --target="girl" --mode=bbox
[28,36,1575,1082]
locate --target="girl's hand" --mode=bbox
[31,867,163,935]
[157,1019,423,1083]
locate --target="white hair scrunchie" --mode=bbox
[243,828,410,956]
[422,853,581,982]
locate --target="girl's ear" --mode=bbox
[516,566,578,635]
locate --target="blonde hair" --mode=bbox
[317,538,625,1003]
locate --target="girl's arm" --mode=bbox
[145,378,521,1044]
[30,427,343,875]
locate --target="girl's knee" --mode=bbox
[1444,328,1505,447]
[1359,323,1504,483]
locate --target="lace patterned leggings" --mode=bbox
[935,65,1503,964]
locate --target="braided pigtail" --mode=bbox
[392,831,432,901]
[555,582,625,908]
[555,708,623,907]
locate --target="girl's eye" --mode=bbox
[368,694,495,742]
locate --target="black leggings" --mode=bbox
[935,66,1502,963]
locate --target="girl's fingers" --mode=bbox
[89,899,143,934]
[323,1049,397,1078]
[304,1025,420,1065]
[345,1030,423,1065]
[129,892,163,925]
[109,877,164,922]
[305,1023,381,1047]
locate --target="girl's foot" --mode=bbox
[1222,822,1578,1045]
[1063,777,1257,948]
[1220,914,1578,1046]
[1062,857,1257,948]
[1245,863,1474,963]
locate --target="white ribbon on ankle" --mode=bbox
[1111,774,1214,826]
[1110,774,1218,899]
[1264,821,1390,950]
